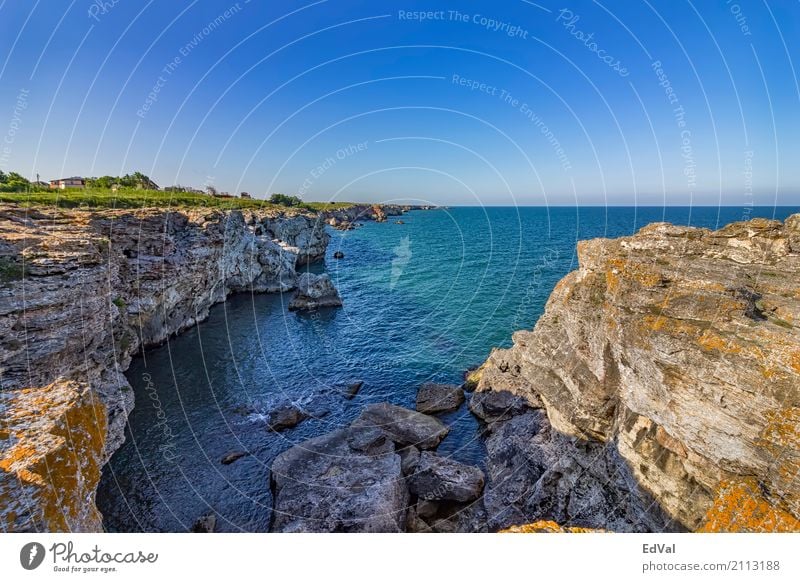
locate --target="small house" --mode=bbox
[49,177,86,190]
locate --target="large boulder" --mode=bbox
[407,452,485,503]
[415,383,464,414]
[269,427,408,532]
[288,272,343,311]
[352,403,449,450]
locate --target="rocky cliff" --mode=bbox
[0,204,332,532]
[476,214,800,532]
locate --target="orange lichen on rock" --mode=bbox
[698,477,800,532]
[501,520,607,533]
[791,350,800,374]
[0,379,107,532]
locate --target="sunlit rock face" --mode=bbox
[477,214,800,532]
[0,205,330,532]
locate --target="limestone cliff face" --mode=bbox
[478,215,800,532]
[0,205,329,532]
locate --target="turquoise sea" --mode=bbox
[97,205,799,532]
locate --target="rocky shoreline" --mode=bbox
[1,209,798,533]
[266,214,800,533]
[0,202,420,532]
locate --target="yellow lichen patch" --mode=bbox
[642,314,702,338]
[606,267,621,295]
[463,363,486,391]
[501,520,607,533]
[0,379,107,532]
[607,258,663,291]
[791,350,800,374]
[698,477,800,532]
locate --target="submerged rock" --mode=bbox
[270,427,408,532]
[220,451,250,465]
[267,405,308,432]
[415,383,464,414]
[344,380,363,399]
[351,403,449,450]
[408,452,485,503]
[288,272,343,311]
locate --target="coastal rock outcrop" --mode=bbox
[352,403,450,450]
[269,426,408,532]
[407,452,485,502]
[0,204,332,531]
[415,383,464,414]
[287,272,343,311]
[476,214,800,532]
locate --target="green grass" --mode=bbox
[0,188,358,213]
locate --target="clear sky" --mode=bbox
[0,0,798,206]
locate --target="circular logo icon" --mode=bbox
[20,542,46,570]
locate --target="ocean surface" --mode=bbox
[97,205,798,532]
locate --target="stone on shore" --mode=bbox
[407,451,485,503]
[351,403,449,450]
[287,272,343,311]
[399,445,420,475]
[269,427,408,532]
[415,383,464,414]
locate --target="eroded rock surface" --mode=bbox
[415,383,464,414]
[477,214,800,532]
[270,426,408,532]
[0,205,330,531]
[351,403,450,450]
[287,272,343,311]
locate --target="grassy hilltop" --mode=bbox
[0,188,356,212]
[0,170,358,212]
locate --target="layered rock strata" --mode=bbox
[0,204,333,531]
[476,215,800,532]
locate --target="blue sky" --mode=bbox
[0,0,798,206]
